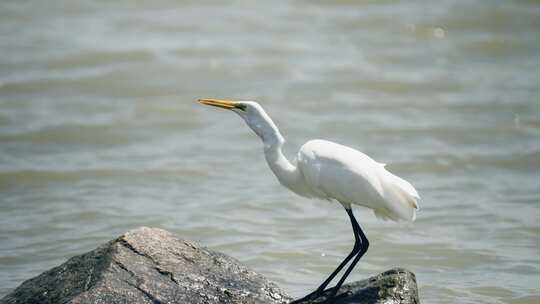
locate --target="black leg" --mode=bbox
[290,207,367,304]
[290,221,360,303]
[325,208,369,301]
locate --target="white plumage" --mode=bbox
[198,99,420,303]
[297,139,419,221]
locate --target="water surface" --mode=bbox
[1,1,540,303]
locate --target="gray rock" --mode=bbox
[293,268,419,304]
[1,227,419,304]
[1,227,292,304]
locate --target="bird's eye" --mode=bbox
[235,104,247,111]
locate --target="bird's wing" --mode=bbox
[296,139,385,208]
[297,139,419,221]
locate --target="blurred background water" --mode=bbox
[1,1,540,303]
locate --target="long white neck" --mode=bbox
[260,125,311,198]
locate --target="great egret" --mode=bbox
[198,99,419,303]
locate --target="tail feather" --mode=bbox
[373,208,399,221]
[380,170,420,221]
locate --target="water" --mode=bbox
[1,1,540,303]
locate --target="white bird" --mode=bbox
[198,99,419,303]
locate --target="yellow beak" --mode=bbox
[198,98,237,110]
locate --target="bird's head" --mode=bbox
[198,98,282,144]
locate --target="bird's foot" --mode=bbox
[289,287,339,304]
[320,291,351,304]
[289,290,323,304]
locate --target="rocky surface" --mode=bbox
[293,268,419,304]
[1,227,291,304]
[1,227,419,304]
